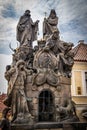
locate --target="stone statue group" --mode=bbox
[4,9,79,124]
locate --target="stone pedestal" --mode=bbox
[63,124,73,130]
[11,124,34,130]
[11,122,87,130]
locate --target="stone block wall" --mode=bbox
[25,76,71,122]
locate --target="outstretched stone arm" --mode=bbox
[5,67,16,81]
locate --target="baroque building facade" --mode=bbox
[71,40,87,121]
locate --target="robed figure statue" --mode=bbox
[17,10,39,47]
[43,9,59,40]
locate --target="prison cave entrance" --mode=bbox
[38,90,54,122]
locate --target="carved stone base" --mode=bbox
[11,122,87,130]
[11,124,33,130]
[63,124,73,130]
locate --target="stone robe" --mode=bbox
[17,14,38,45]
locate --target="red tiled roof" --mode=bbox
[0,94,7,112]
[0,102,6,112]
[0,93,7,101]
[72,42,87,62]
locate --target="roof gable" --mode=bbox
[73,42,87,62]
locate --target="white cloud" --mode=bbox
[57,0,87,24]
[0,0,87,50]
[60,30,85,45]
[0,16,17,38]
[0,54,12,93]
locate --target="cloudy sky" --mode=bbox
[0,0,87,93]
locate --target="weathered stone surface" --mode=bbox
[31,91,39,98]
[59,76,71,85]
[17,10,39,46]
[26,75,33,83]
[38,86,44,92]
[50,86,56,92]
[51,129,63,130]
[4,9,78,124]
[43,9,59,40]
[61,85,71,98]
[26,91,33,97]
[63,124,73,130]
[25,84,32,91]
[43,84,50,89]
[11,122,87,130]
[11,124,34,130]
[54,91,59,97]
[55,98,61,104]
[33,98,38,104]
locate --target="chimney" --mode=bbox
[78,40,84,44]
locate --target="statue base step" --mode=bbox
[11,122,87,130]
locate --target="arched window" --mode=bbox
[38,90,54,121]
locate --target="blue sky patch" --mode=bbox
[1,3,16,18]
